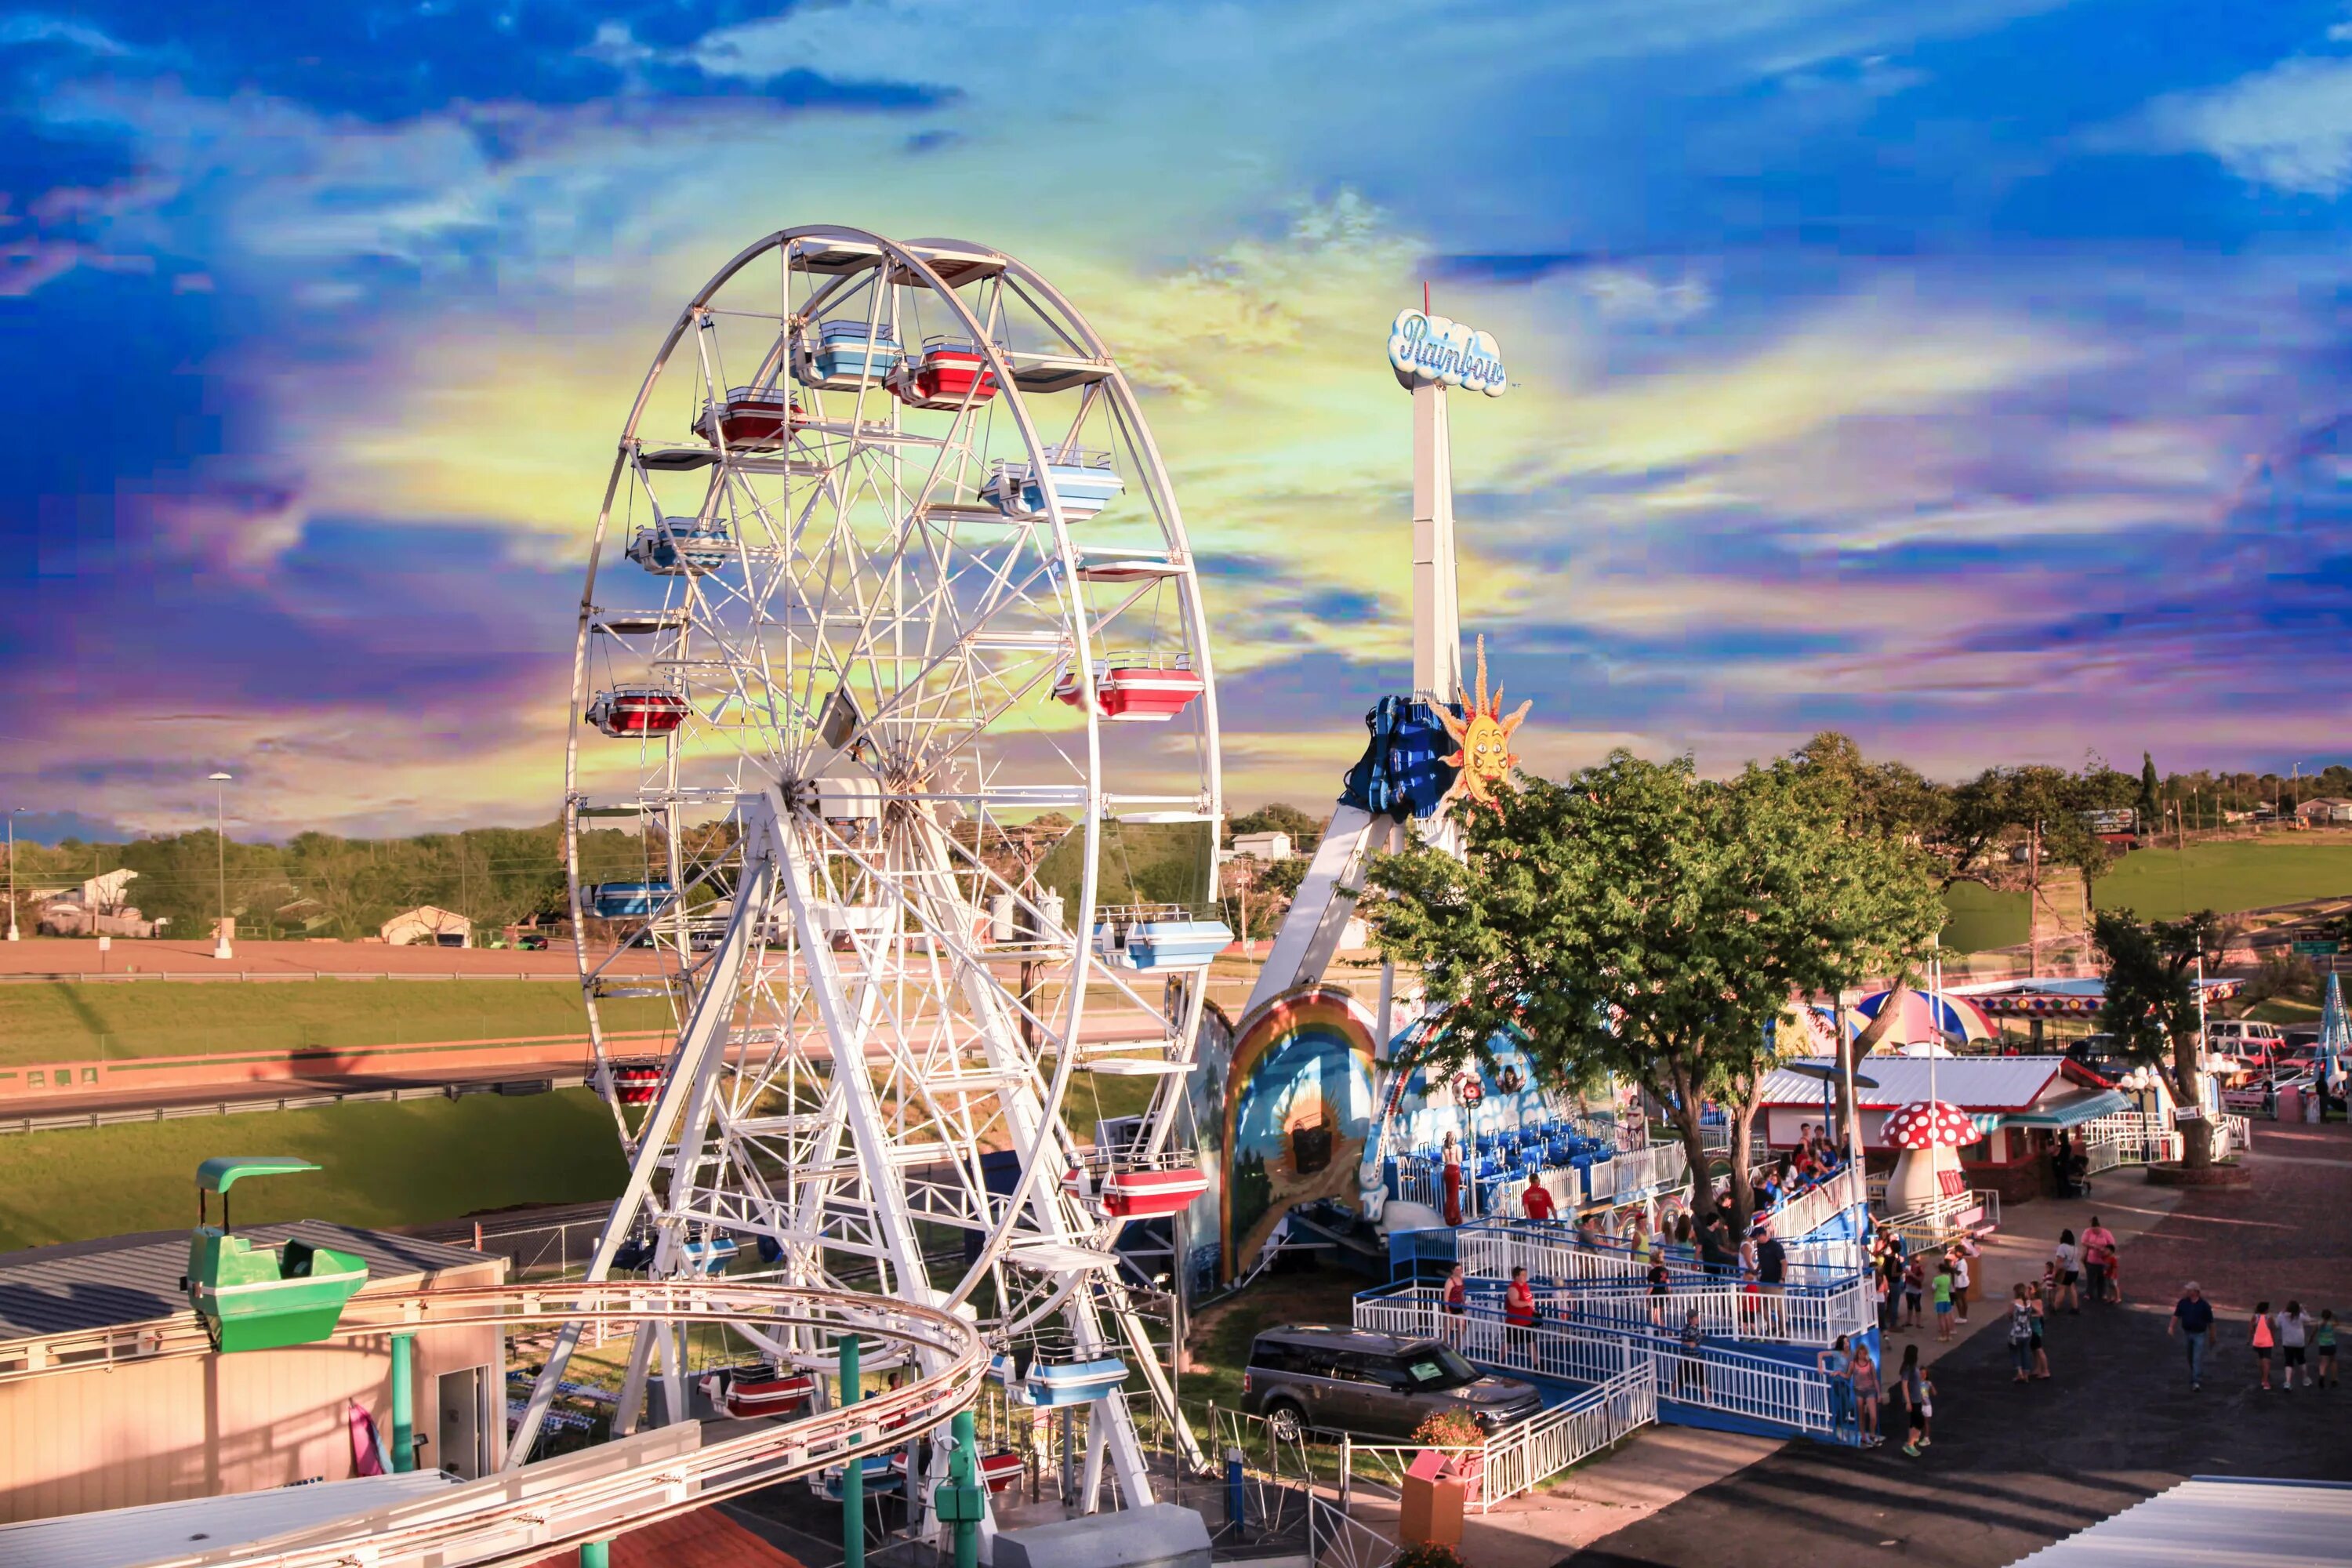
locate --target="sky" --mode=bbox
[5,0,2351,840]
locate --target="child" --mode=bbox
[2028,1282,2051,1380]
[1933,1259,1957,1343]
[2318,1310,2338,1388]
[2252,1300,2277,1391]
[1895,1342,1933,1457]
[1904,1254,1926,1331]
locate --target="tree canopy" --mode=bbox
[2093,906,2227,1167]
[1366,746,1944,1226]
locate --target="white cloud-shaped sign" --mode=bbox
[1387,308,1508,396]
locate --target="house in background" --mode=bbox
[2296,797,2352,826]
[379,906,472,947]
[34,867,158,938]
[1231,830,1295,861]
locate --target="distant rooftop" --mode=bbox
[0,1222,493,1343]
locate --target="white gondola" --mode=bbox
[794,320,903,390]
[979,446,1126,520]
[1024,1356,1127,1408]
[626,524,731,575]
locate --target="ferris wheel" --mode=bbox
[510,227,1226,1516]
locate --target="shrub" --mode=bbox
[1395,1544,1471,1568]
[1410,1408,1483,1450]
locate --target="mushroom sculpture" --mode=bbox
[1882,1100,1977,1214]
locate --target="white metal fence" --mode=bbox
[1354,1287,1845,1442]
[1878,1189,2000,1254]
[1530,1274,1873,1347]
[1458,1221,1864,1293]
[1768,1166,1865,1240]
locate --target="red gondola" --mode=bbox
[891,338,1000,411]
[1051,664,1204,723]
[692,387,804,450]
[699,1365,814,1418]
[890,1449,1025,1494]
[1100,1166,1210,1218]
[587,688,689,738]
[609,1062,663,1105]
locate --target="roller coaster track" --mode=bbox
[2,1280,988,1568]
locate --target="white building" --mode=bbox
[380,906,472,947]
[1231,830,1294,861]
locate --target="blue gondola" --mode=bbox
[797,320,903,390]
[978,447,1126,520]
[626,524,731,575]
[1101,917,1231,971]
[819,1454,901,1499]
[681,1234,738,1271]
[1025,1356,1127,1408]
[591,881,673,920]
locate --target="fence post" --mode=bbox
[1225,1443,1247,1539]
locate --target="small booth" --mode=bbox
[1757,1056,2131,1203]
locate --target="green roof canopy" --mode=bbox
[197,1156,322,1195]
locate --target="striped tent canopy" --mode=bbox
[1856,989,1996,1044]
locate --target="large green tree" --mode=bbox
[2092,906,2227,1168]
[1365,750,1942,1229]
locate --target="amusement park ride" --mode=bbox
[525,224,1231,1540]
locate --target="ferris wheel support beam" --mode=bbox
[509,807,778,1467]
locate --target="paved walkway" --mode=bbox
[1556,1126,2352,1566]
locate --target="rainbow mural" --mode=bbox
[1217,985,1377,1280]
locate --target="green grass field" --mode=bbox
[0,979,673,1065]
[2092,839,2352,923]
[0,1088,629,1249]
[1939,839,2352,952]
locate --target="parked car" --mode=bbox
[2063,1035,2136,1083]
[1241,1325,1543,1442]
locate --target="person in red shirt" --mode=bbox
[1520,1173,1556,1223]
[1504,1266,1539,1363]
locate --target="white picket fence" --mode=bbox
[1459,1221,1864,1292]
[1878,1189,2001,1253]
[1340,1359,1657,1514]
[1589,1142,1690,1203]
[1399,1142,1692,1218]
[2083,1109,2251,1167]
[1352,1287,1846,1443]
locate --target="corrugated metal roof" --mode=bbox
[0,1472,458,1568]
[2006,1476,2352,1566]
[0,1223,493,1343]
[1758,1055,2066,1112]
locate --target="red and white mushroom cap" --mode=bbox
[1882,1100,1975,1149]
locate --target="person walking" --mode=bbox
[1647,1252,1672,1327]
[2316,1309,2338,1388]
[2251,1300,2277,1391]
[2169,1282,2215,1391]
[1849,1341,1884,1447]
[2279,1301,2312,1389]
[1519,1171,1556,1223]
[2052,1229,2082,1313]
[1952,1236,1978,1324]
[1871,1256,1893,1334]
[1675,1308,1706,1398]
[1904,1254,1926,1332]
[2082,1216,2117,1303]
[1504,1265,1538,1363]
[1441,1262,1469,1346]
[1933,1258,1957,1343]
[1894,1343,1933,1457]
[2028,1281,2051,1380]
[1756,1221,1788,1334]
[2007,1284,2036,1383]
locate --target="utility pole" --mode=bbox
[2027,820,2042,975]
[4,808,22,942]
[209,772,234,960]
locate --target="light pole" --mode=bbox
[209,772,234,960]
[5,808,23,942]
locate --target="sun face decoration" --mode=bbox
[1441,635,1533,808]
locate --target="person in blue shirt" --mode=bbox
[2169,1281,2216,1390]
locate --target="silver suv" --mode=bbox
[1240,1325,1543,1442]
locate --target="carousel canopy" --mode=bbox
[1856,989,1995,1044]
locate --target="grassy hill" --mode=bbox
[2091,838,2352,922]
[0,1089,628,1249]
[1938,837,2352,952]
[0,978,676,1065]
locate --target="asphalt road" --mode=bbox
[1561,1133,2352,1566]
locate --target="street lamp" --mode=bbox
[5,808,23,942]
[209,772,234,960]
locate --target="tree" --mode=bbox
[2138,753,2161,832]
[2093,906,2227,1168]
[1365,751,1941,1230]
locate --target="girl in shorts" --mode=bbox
[1895,1342,1933,1456]
[2251,1300,2276,1391]
[2317,1310,2338,1388]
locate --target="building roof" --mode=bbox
[2006,1476,2352,1567]
[0,1222,492,1343]
[526,1504,810,1568]
[0,1473,458,1568]
[1758,1055,2095,1113]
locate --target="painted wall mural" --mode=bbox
[1217,986,1377,1280]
